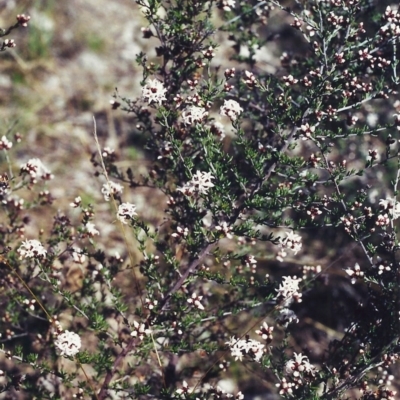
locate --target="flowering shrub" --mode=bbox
[2,1,400,399]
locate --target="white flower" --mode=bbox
[117,202,137,224]
[0,135,12,150]
[215,221,233,239]
[142,79,167,105]
[20,158,53,183]
[182,106,208,125]
[379,197,400,220]
[131,320,152,340]
[85,222,99,237]
[69,196,81,208]
[220,99,243,121]
[101,181,124,201]
[171,225,189,239]
[278,231,302,261]
[54,330,81,357]
[18,239,47,260]
[187,293,205,310]
[71,247,86,264]
[275,276,302,306]
[175,381,189,397]
[102,147,115,158]
[300,123,316,140]
[285,352,316,378]
[255,322,274,342]
[225,336,265,363]
[221,0,235,11]
[177,170,215,197]
[344,263,364,284]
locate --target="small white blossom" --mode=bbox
[220,99,243,121]
[300,123,316,140]
[177,170,215,197]
[285,352,316,380]
[171,225,189,239]
[142,79,167,105]
[145,297,158,310]
[101,181,124,201]
[102,147,115,158]
[117,202,137,224]
[71,247,86,264]
[345,263,364,284]
[220,0,235,11]
[375,262,391,275]
[70,196,81,208]
[255,322,274,343]
[225,336,265,363]
[187,293,205,310]
[0,135,12,150]
[367,149,379,163]
[54,330,81,357]
[4,39,16,48]
[216,221,233,239]
[182,106,208,125]
[23,299,36,311]
[242,255,257,274]
[277,231,302,261]
[275,276,302,306]
[379,197,400,220]
[20,158,53,183]
[276,377,295,396]
[18,239,47,260]
[85,222,99,237]
[175,381,189,397]
[131,320,152,340]
[283,74,299,86]
[376,213,390,226]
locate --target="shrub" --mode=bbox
[1,1,400,399]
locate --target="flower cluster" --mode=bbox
[16,14,31,27]
[220,99,243,121]
[141,79,167,105]
[71,247,86,264]
[85,222,100,237]
[0,135,12,150]
[219,0,235,12]
[275,276,302,307]
[70,196,82,208]
[187,292,205,310]
[54,330,81,357]
[276,378,296,396]
[255,322,274,344]
[20,158,53,183]
[18,239,47,260]
[130,320,152,341]
[117,202,137,224]
[379,197,400,220]
[285,352,316,384]
[345,263,364,284]
[177,170,215,197]
[277,231,302,261]
[101,181,124,201]
[225,336,265,363]
[182,106,208,125]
